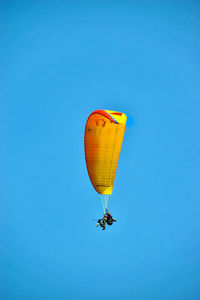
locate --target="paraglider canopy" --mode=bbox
[84,109,127,211]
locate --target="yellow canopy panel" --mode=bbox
[84,110,127,195]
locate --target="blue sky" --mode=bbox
[1,1,200,299]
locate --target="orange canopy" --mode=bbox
[84,110,127,195]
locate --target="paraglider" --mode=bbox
[96,209,117,231]
[84,109,127,230]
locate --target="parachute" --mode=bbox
[84,109,127,212]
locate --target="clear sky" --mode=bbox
[1,1,200,299]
